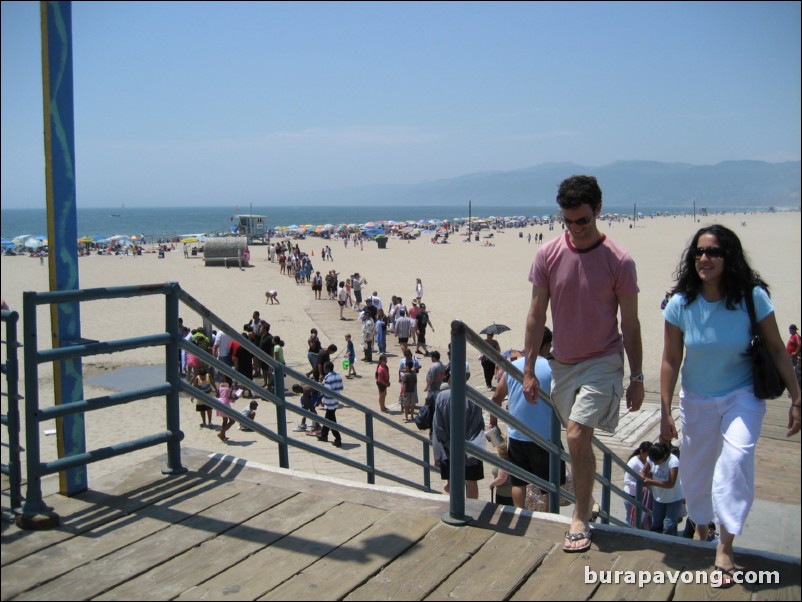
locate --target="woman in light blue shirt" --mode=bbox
[660,225,800,587]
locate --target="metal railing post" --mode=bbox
[274,367,289,469]
[18,292,59,527]
[442,320,470,525]
[162,283,186,474]
[1,310,23,511]
[365,414,376,485]
[548,412,562,514]
[602,453,612,524]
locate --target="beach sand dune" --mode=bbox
[1,211,799,502]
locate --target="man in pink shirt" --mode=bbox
[523,175,644,553]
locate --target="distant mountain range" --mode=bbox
[276,160,800,208]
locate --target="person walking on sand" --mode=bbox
[216,376,235,442]
[375,354,391,413]
[337,281,348,320]
[318,361,344,448]
[401,361,419,422]
[415,302,434,356]
[524,175,644,553]
[345,333,358,378]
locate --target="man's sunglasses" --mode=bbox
[562,216,593,226]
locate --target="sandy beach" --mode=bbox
[2,210,800,508]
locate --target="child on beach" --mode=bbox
[345,334,357,378]
[216,376,235,442]
[401,363,418,422]
[238,400,259,431]
[265,290,280,304]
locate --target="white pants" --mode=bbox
[678,386,765,536]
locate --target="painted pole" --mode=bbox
[40,0,87,495]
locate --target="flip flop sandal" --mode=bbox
[712,566,738,589]
[563,530,592,553]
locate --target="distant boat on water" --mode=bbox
[110,203,124,217]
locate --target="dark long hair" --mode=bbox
[628,440,653,459]
[671,224,769,309]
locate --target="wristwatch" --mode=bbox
[629,373,644,383]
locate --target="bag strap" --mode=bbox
[743,287,759,337]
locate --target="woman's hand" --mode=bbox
[788,404,801,437]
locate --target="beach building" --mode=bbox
[232,214,268,243]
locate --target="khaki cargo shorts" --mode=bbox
[549,353,625,433]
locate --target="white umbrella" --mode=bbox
[24,237,45,249]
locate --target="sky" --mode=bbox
[1,1,800,209]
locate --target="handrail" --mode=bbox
[1,309,23,511]
[17,282,438,528]
[443,320,651,528]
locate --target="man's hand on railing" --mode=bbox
[523,372,540,404]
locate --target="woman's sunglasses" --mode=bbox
[694,246,724,259]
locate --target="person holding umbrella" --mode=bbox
[479,324,510,390]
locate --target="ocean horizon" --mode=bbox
[0,203,774,241]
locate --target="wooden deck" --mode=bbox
[2,447,799,601]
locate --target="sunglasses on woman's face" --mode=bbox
[694,246,724,259]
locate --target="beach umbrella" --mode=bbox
[180,237,198,243]
[480,323,511,336]
[78,236,94,244]
[12,234,32,246]
[24,237,45,249]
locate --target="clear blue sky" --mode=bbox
[2,1,800,208]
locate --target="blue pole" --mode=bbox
[40,0,87,495]
[163,283,186,474]
[442,320,470,525]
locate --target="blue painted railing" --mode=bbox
[14,282,646,532]
[443,320,651,528]
[1,308,23,512]
[16,282,434,527]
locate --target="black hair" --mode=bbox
[628,440,653,459]
[671,224,769,309]
[556,175,602,211]
[647,442,671,463]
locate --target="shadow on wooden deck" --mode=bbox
[2,447,800,601]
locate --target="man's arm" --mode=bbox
[523,284,549,404]
[619,294,644,412]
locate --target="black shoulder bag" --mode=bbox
[744,290,785,400]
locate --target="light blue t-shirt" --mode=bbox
[506,356,555,443]
[663,286,773,397]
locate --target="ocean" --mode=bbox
[0,203,725,242]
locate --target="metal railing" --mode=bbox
[16,282,436,527]
[443,320,651,528]
[14,281,648,532]
[1,308,23,512]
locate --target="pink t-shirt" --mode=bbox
[529,233,639,365]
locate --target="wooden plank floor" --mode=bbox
[2,448,799,601]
